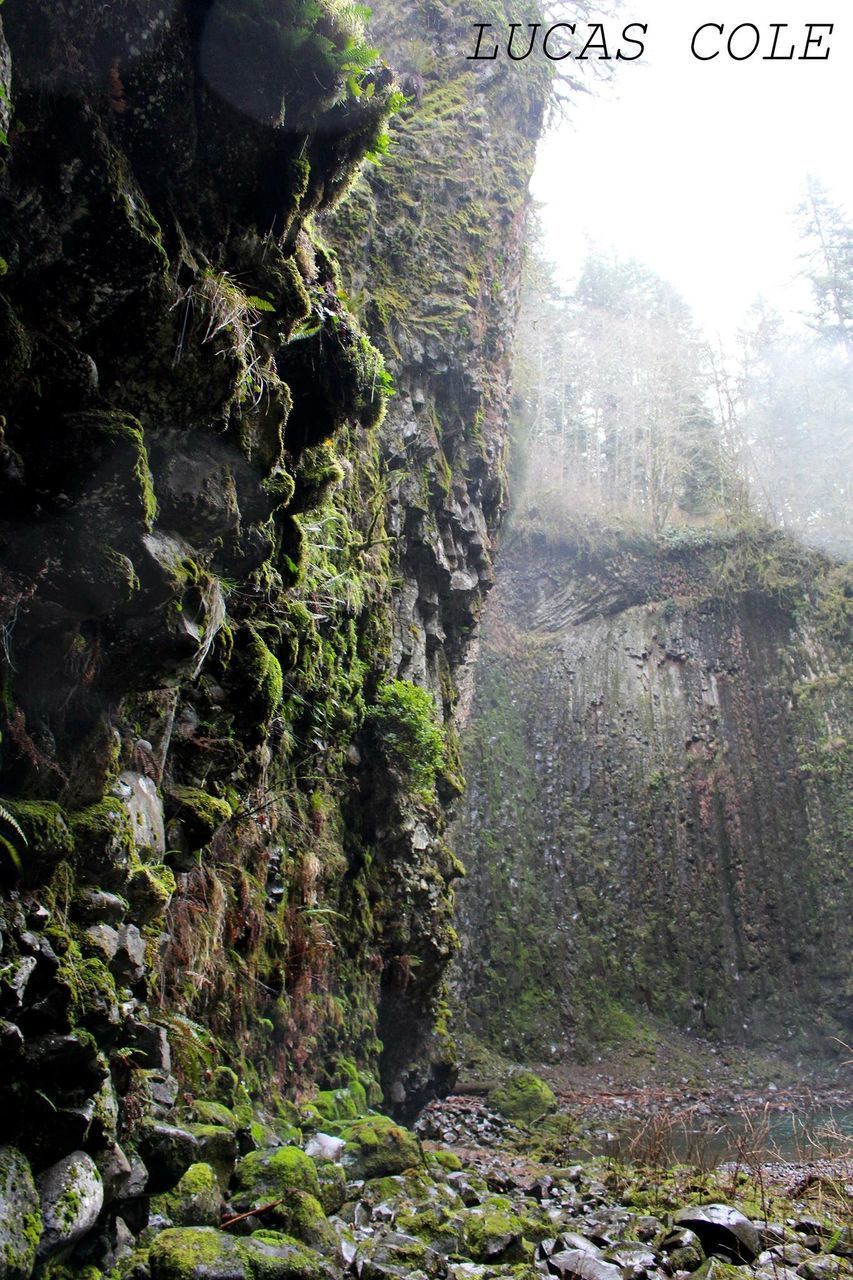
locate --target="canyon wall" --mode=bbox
[453,523,852,1058]
[0,0,548,1212]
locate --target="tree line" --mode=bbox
[513,178,852,558]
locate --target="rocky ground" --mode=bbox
[2,1060,850,1280]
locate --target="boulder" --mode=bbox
[152,1162,223,1228]
[489,1071,557,1125]
[460,1197,531,1264]
[547,1250,623,1280]
[354,1228,448,1279]
[233,1146,321,1205]
[149,1227,246,1280]
[36,1150,104,1260]
[340,1116,424,1180]
[675,1206,762,1264]
[237,1230,336,1279]
[0,1146,42,1279]
[138,1121,200,1194]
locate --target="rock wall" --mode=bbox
[0,0,547,1226]
[328,0,550,1110]
[452,524,852,1057]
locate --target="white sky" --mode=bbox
[531,1,853,338]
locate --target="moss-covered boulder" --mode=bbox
[460,1196,541,1264]
[125,860,176,923]
[312,1083,367,1123]
[353,1228,446,1279]
[340,1116,424,1180]
[188,1125,238,1188]
[489,1072,556,1125]
[262,1192,337,1253]
[313,1161,347,1216]
[2,802,74,880]
[233,1147,321,1206]
[191,1101,239,1133]
[237,1230,335,1279]
[36,1150,103,1262]
[430,1149,463,1172]
[149,1227,247,1280]
[69,800,136,888]
[137,1121,201,1195]
[395,1203,465,1255]
[151,1162,223,1228]
[167,787,232,850]
[0,1145,42,1279]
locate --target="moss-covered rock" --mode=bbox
[340,1115,424,1180]
[460,1196,535,1264]
[36,1150,104,1262]
[151,1162,223,1228]
[167,788,232,850]
[234,1147,321,1206]
[353,1228,446,1279]
[237,1230,333,1280]
[0,1145,43,1279]
[125,861,176,923]
[191,1101,239,1134]
[149,1227,246,1280]
[188,1126,238,1189]
[2,801,74,879]
[313,1161,346,1216]
[69,800,135,887]
[489,1072,556,1126]
[312,1083,366,1123]
[430,1149,463,1172]
[262,1192,337,1253]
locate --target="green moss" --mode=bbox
[245,626,284,721]
[312,1080,366,1122]
[313,1160,346,1215]
[235,1146,321,1203]
[490,1071,556,1125]
[340,1114,423,1179]
[168,787,232,848]
[126,861,176,921]
[3,800,74,872]
[460,1196,536,1263]
[238,1230,329,1280]
[263,1191,337,1251]
[191,1100,238,1132]
[148,1227,243,1280]
[69,799,135,859]
[431,1149,463,1172]
[150,1162,221,1228]
[0,1146,42,1278]
[368,679,445,800]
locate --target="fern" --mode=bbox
[0,801,27,846]
[0,801,26,873]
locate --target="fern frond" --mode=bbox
[0,801,27,845]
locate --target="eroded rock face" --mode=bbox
[0,0,548,1261]
[452,529,852,1053]
[329,0,550,1113]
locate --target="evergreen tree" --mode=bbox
[796,177,853,357]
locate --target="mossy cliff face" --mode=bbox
[452,526,852,1057]
[328,0,550,1106]
[0,0,548,1219]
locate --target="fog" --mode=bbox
[532,0,853,337]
